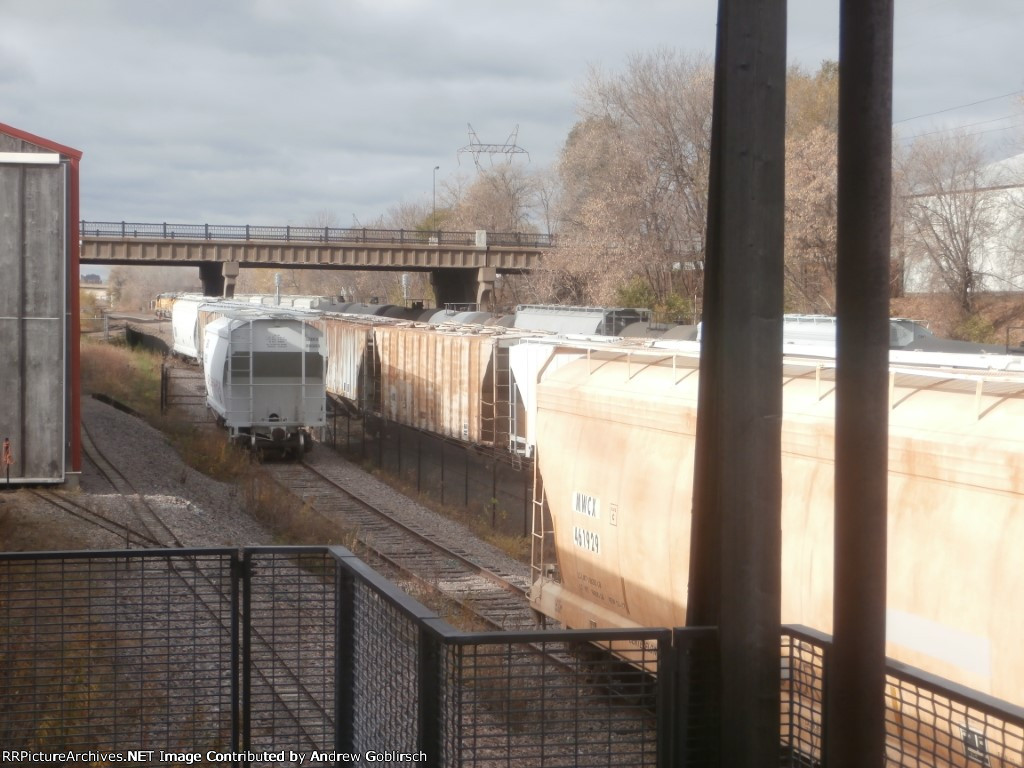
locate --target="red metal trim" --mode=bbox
[68,156,82,473]
[0,121,82,160]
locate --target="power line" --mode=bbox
[894,90,1023,124]
[895,112,1024,143]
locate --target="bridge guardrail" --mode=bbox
[80,221,556,248]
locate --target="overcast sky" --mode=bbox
[3,0,1023,228]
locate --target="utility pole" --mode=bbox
[432,165,440,228]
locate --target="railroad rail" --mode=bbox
[266,460,537,632]
[44,424,337,748]
[80,220,556,249]
[81,420,184,547]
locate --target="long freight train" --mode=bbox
[160,293,1024,726]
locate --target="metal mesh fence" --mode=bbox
[244,549,337,751]
[781,626,1024,768]
[0,549,236,753]
[4,549,1023,766]
[440,632,668,767]
[781,629,827,766]
[885,666,1024,767]
[349,576,420,756]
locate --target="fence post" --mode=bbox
[417,622,445,765]
[240,548,252,753]
[671,627,719,767]
[336,563,355,750]
[231,551,252,754]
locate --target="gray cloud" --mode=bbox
[3,0,1023,227]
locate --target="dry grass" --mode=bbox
[892,293,1024,343]
[80,338,164,420]
[241,470,361,548]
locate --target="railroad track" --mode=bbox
[81,420,184,546]
[265,460,540,632]
[28,487,163,548]
[39,418,337,749]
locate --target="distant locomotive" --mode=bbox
[202,305,326,455]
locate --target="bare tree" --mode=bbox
[552,50,714,310]
[785,126,838,312]
[108,265,202,310]
[786,60,839,140]
[445,164,539,233]
[901,131,1004,316]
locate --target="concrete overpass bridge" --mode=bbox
[80,221,554,306]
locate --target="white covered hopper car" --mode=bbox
[203,308,326,455]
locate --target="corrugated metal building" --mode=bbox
[0,123,82,483]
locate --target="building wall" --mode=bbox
[0,127,80,482]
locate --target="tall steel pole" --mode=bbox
[687,0,786,764]
[827,0,893,764]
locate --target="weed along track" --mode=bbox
[266,460,539,632]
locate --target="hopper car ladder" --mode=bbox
[529,451,554,593]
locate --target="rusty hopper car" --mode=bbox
[373,323,501,444]
[528,341,1024,707]
[320,313,537,447]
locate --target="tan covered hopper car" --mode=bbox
[529,343,1024,707]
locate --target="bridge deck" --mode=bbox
[80,221,550,271]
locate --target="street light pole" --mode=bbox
[432,165,440,229]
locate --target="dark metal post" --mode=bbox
[826,0,894,764]
[687,0,786,764]
[336,563,355,750]
[417,623,444,766]
[240,552,253,758]
[230,552,248,753]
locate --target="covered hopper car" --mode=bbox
[203,307,326,455]
[527,341,1024,709]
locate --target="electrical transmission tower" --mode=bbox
[458,124,530,170]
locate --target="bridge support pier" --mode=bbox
[430,267,496,311]
[198,261,240,298]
